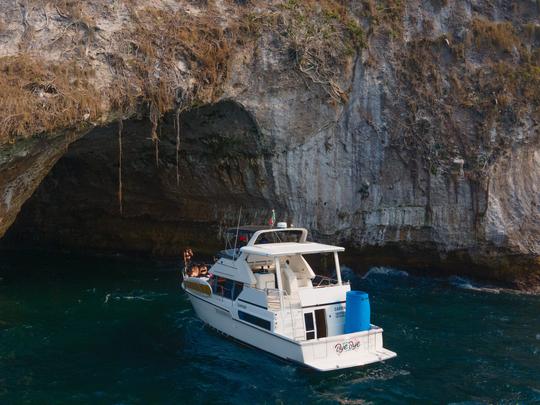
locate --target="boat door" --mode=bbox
[304,308,328,359]
[314,309,328,338]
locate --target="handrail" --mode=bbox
[265,287,289,297]
[312,275,339,288]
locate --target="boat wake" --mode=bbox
[338,366,410,386]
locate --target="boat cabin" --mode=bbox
[199,227,350,341]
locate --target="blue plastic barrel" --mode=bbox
[344,291,371,333]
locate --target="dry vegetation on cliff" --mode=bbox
[266,0,366,102]
[0,0,364,145]
[393,17,540,181]
[206,0,366,102]
[470,18,519,54]
[0,0,538,166]
[360,0,405,38]
[0,55,102,144]
[113,5,237,147]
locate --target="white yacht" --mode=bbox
[181,224,396,371]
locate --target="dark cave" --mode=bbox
[4,100,278,255]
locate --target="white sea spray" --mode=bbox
[362,267,409,279]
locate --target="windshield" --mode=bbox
[224,229,255,251]
[253,230,303,244]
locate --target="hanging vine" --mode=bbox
[175,108,181,186]
[117,118,123,216]
[149,102,160,167]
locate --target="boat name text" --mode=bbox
[335,338,362,354]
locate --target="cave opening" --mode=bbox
[3,100,277,256]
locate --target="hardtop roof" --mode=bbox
[240,242,344,257]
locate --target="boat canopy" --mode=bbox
[241,242,344,257]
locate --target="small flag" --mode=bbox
[269,209,276,227]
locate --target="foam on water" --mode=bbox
[103,291,169,303]
[448,276,501,294]
[362,267,409,279]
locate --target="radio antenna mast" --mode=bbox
[232,207,242,260]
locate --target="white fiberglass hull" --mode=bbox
[185,289,396,371]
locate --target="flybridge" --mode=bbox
[181,225,396,371]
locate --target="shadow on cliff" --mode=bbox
[2,100,278,256]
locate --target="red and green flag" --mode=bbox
[269,209,276,227]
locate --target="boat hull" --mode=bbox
[185,289,396,371]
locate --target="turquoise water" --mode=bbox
[1,252,539,404]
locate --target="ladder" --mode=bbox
[266,289,281,310]
[282,295,305,340]
[289,304,306,340]
[266,289,305,340]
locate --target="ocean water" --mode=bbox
[0,252,539,404]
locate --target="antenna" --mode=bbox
[232,207,242,260]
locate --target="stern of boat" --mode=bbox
[298,326,396,371]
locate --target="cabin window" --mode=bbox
[222,278,234,298]
[238,310,271,330]
[214,277,235,299]
[211,277,222,294]
[304,312,315,340]
[232,282,244,300]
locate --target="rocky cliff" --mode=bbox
[0,0,539,288]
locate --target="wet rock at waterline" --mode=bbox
[0,1,539,288]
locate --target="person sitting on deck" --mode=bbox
[190,265,200,277]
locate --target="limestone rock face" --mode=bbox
[0,134,82,239]
[0,0,539,287]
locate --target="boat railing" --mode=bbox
[263,287,297,304]
[312,275,339,288]
[264,287,284,308]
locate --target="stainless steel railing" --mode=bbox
[312,275,339,287]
